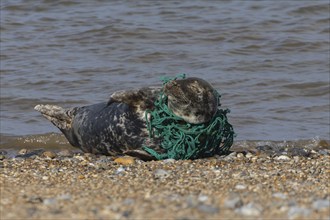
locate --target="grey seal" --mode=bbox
[34,77,219,159]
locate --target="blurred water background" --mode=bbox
[1,0,329,149]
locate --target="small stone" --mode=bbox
[224,195,243,209]
[276,155,291,161]
[186,195,199,207]
[197,204,219,214]
[272,192,287,200]
[78,175,85,179]
[312,199,330,211]
[97,155,113,163]
[318,149,329,155]
[27,196,43,203]
[293,156,300,163]
[251,157,258,163]
[57,149,74,157]
[95,156,113,169]
[43,198,57,206]
[115,166,126,175]
[0,155,5,160]
[42,151,57,159]
[235,184,247,190]
[198,195,209,202]
[228,152,237,157]
[245,152,253,158]
[122,198,135,205]
[236,202,262,216]
[114,156,135,165]
[18,149,28,155]
[287,206,311,219]
[154,169,170,178]
[42,176,49,180]
[57,194,71,201]
[224,152,237,161]
[0,150,7,156]
[287,147,310,157]
[83,153,96,161]
[236,153,244,158]
[163,158,176,163]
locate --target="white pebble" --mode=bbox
[312,199,330,211]
[276,155,291,161]
[272,192,287,199]
[235,184,247,190]
[154,169,170,178]
[288,206,311,219]
[236,202,262,216]
[198,194,209,202]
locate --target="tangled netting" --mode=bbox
[143,74,235,160]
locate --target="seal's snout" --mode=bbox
[34,104,74,130]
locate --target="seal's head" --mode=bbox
[164,77,219,124]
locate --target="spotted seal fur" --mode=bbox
[34,77,219,159]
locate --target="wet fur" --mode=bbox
[164,77,218,124]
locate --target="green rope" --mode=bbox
[143,74,235,160]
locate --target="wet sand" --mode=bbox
[1,144,329,220]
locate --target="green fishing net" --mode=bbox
[143,74,235,160]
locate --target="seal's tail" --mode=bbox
[34,104,76,131]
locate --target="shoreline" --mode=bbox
[1,144,329,219]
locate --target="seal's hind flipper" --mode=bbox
[34,104,76,130]
[108,87,161,110]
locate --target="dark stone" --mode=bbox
[287,147,311,157]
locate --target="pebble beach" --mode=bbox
[1,142,329,220]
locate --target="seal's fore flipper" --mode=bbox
[34,104,77,130]
[108,87,161,111]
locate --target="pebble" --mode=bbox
[236,202,262,216]
[0,155,5,160]
[287,206,311,219]
[43,198,57,206]
[198,194,209,202]
[122,198,135,205]
[163,158,176,164]
[114,157,135,165]
[223,152,237,161]
[224,195,243,209]
[197,204,219,214]
[318,149,329,155]
[245,152,253,158]
[18,149,28,155]
[276,155,291,161]
[115,166,126,174]
[312,199,330,211]
[95,156,113,169]
[26,196,43,204]
[57,194,72,201]
[83,153,97,161]
[57,149,74,157]
[236,153,244,158]
[235,184,247,190]
[251,156,258,163]
[186,195,199,207]
[42,151,57,159]
[287,147,310,157]
[272,192,287,200]
[153,169,170,178]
